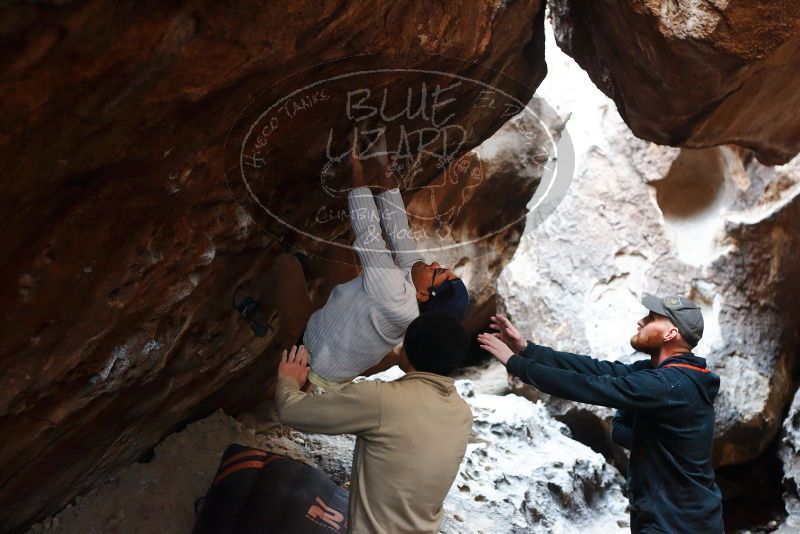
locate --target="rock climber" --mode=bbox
[235,127,469,392]
[274,311,473,533]
[478,293,723,534]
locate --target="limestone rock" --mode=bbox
[778,389,800,533]
[0,2,548,530]
[442,384,628,533]
[549,0,800,164]
[499,25,800,467]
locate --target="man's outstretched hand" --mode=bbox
[477,332,516,366]
[489,314,527,353]
[278,345,310,387]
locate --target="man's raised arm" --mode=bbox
[515,343,650,377]
[349,188,414,300]
[357,126,421,272]
[486,314,646,377]
[347,132,413,300]
[274,346,381,435]
[375,188,423,272]
[505,358,674,412]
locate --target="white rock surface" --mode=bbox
[777,389,800,533]
[499,22,800,466]
[442,383,628,534]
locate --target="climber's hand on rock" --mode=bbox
[279,345,309,387]
[361,124,395,190]
[489,314,527,353]
[348,127,367,189]
[478,332,515,365]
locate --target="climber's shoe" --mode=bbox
[293,250,311,279]
[233,289,269,337]
[282,239,312,280]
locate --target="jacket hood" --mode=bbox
[659,354,720,404]
[400,372,458,396]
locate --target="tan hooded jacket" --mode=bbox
[275,372,472,533]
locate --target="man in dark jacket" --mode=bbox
[478,293,723,534]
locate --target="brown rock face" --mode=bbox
[549,0,800,165]
[0,2,547,531]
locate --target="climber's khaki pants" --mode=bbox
[307,369,353,394]
[255,242,358,349]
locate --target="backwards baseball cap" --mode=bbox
[419,278,469,321]
[641,292,704,347]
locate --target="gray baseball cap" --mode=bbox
[641,293,704,347]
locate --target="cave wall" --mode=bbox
[779,388,800,531]
[549,0,800,164]
[0,2,548,531]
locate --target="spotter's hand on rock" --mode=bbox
[279,345,310,387]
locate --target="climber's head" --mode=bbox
[401,311,468,376]
[411,261,469,321]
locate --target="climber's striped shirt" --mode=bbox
[303,187,423,382]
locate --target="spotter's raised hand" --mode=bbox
[278,345,310,387]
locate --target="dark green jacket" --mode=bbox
[507,343,723,534]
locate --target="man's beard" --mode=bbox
[630,329,662,356]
